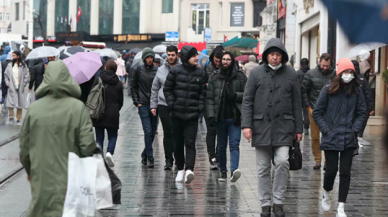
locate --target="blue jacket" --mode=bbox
[313,85,367,151]
[0,46,10,62]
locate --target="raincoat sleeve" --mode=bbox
[312,87,330,134]
[150,71,161,109]
[19,111,31,175]
[78,106,96,157]
[241,70,256,129]
[205,75,215,119]
[353,90,367,132]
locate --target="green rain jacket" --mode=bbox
[19,61,96,217]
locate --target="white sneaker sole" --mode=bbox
[218,178,226,182]
[230,170,241,183]
[185,173,194,184]
[106,155,115,167]
[321,200,331,212]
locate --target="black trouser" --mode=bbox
[205,117,217,160]
[324,148,355,203]
[302,100,310,129]
[172,117,198,171]
[358,112,370,137]
[158,105,175,164]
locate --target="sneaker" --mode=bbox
[9,118,14,125]
[260,206,271,217]
[175,170,185,182]
[164,161,173,170]
[141,153,147,165]
[273,204,285,217]
[218,171,227,182]
[337,206,347,217]
[16,120,22,126]
[313,162,321,170]
[209,158,218,170]
[148,159,154,168]
[230,169,242,183]
[321,191,331,211]
[358,137,371,146]
[185,170,194,184]
[106,152,115,167]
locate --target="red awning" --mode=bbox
[178,42,207,52]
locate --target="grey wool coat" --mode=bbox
[241,38,303,147]
[5,62,29,109]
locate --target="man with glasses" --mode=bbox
[206,51,247,182]
[301,53,336,170]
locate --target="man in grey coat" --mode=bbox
[241,38,303,217]
[243,55,259,77]
[151,45,180,170]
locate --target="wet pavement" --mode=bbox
[1,93,388,216]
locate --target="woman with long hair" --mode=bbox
[313,58,367,217]
[4,51,29,125]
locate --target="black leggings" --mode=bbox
[323,148,355,202]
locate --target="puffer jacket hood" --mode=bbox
[100,70,120,85]
[262,38,289,65]
[36,61,81,98]
[180,45,198,69]
[142,47,155,62]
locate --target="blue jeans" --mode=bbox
[95,127,118,155]
[1,85,7,104]
[138,105,158,160]
[216,119,241,172]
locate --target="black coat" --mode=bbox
[130,63,158,106]
[163,45,207,121]
[79,76,96,104]
[92,70,124,129]
[352,60,374,112]
[313,85,367,151]
[241,38,303,147]
[28,61,44,91]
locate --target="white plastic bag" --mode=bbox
[94,154,113,209]
[25,93,31,109]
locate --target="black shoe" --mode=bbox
[164,161,173,170]
[209,158,218,170]
[313,162,321,170]
[148,159,154,168]
[273,204,285,217]
[218,171,227,182]
[141,153,147,165]
[260,206,271,217]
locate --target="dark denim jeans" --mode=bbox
[95,127,118,155]
[216,119,241,172]
[158,105,174,164]
[138,105,158,160]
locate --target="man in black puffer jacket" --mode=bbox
[164,45,206,184]
[131,47,159,168]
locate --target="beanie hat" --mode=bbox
[266,47,283,56]
[142,47,155,62]
[336,58,355,75]
[187,47,198,60]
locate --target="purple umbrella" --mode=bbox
[63,52,102,84]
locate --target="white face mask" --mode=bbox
[341,74,354,83]
[269,63,282,71]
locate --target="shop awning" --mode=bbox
[221,36,258,49]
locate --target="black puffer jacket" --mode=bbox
[301,66,335,109]
[92,70,124,129]
[163,45,207,120]
[28,60,44,91]
[352,60,374,112]
[130,63,158,106]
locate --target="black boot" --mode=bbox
[261,206,271,217]
[273,204,285,217]
[148,159,154,168]
[141,153,147,165]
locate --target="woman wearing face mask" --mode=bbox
[313,58,367,217]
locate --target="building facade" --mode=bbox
[0,0,11,33]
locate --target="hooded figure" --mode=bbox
[0,45,10,62]
[241,38,303,216]
[243,55,259,78]
[19,61,96,217]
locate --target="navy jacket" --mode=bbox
[313,85,367,151]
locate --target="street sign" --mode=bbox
[204,28,212,43]
[165,31,179,42]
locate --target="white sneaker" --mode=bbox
[358,137,371,146]
[321,191,331,212]
[230,169,242,183]
[175,170,185,182]
[337,206,347,217]
[106,152,115,167]
[185,170,194,184]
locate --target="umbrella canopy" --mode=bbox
[93,48,118,59]
[131,53,165,69]
[129,48,142,54]
[153,45,167,53]
[349,42,386,58]
[26,46,59,60]
[321,0,388,43]
[235,55,250,63]
[59,46,89,60]
[198,52,209,65]
[63,52,102,84]
[58,46,68,52]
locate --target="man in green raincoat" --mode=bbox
[19,61,96,216]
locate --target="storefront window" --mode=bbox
[191,4,209,35]
[99,0,113,35]
[77,0,91,33]
[33,0,47,38]
[122,0,140,34]
[162,0,173,13]
[55,0,69,33]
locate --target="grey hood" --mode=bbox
[262,38,289,65]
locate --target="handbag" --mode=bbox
[289,140,303,170]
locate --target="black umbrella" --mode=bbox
[59,46,89,60]
[129,48,142,54]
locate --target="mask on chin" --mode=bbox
[269,63,282,71]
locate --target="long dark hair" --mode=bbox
[327,70,360,96]
[12,51,25,67]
